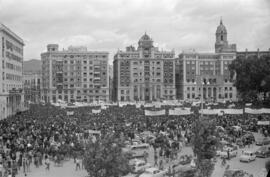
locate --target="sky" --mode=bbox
[0,0,270,63]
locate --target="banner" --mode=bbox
[169,109,191,115]
[258,121,270,125]
[101,105,107,110]
[145,109,165,116]
[155,104,162,108]
[246,108,270,114]
[136,104,141,108]
[66,111,74,116]
[199,109,220,115]
[92,109,101,114]
[222,109,243,115]
[144,104,153,108]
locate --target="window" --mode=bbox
[187,93,190,98]
[187,87,190,91]
[121,90,124,94]
[221,35,223,41]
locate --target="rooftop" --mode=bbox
[0,23,24,45]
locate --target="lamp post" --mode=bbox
[200,78,210,118]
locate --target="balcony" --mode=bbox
[9,88,23,95]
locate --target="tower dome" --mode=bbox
[139,33,151,41]
[216,19,227,34]
[138,32,153,49]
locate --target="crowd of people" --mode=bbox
[0,102,269,177]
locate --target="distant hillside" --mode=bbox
[23,59,41,73]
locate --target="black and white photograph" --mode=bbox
[0,0,270,177]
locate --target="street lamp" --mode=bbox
[200,78,210,117]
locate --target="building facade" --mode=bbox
[0,24,24,119]
[113,34,176,102]
[176,20,237,102]
[237,48,270,58]
[23,71,41,104]
[41,45,109,103]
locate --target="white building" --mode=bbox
[113,33,176,102]
[175,20,237,102]
[0,23,25,119]
[41,45,110,103]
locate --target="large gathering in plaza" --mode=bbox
[1,0,270,177]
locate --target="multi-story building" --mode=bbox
[108,64,113,102]
[0,23,24,119]
[41,45,109,103]
[23,71,41,104]
[237,48,270,58]
[113,33,176,101]
[176,20,237,102]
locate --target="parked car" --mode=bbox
[256,137,270,146]
[139,167,167,177]
[255,146,270,158]
[223,169,253,177]
[129,159,152,173]
[172,156,195,175]
[239,151,256,162]
[220,146,238,159]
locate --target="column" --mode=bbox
[150,86,153,101]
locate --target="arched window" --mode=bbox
[221,35,223,41]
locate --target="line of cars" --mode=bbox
[122,134,168,177]
[216,140,270,163]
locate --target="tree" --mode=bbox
[83,134,131,177]
[192,116,219,177]
[229,55,270,104]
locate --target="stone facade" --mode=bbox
[41,45,109,103]
[0,23,25,119]
[176,20,237,102]
[23,71,41,104]
[113,34,176,101]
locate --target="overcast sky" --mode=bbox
[0,0,270,63]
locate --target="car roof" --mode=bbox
[129,159,145,164]
[145,167,159,172]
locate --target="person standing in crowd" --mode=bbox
[143,151,148,163]
[75,158,80,171]
[154,151,158,166]
[159,159,164,170]
[45,155,50,171]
